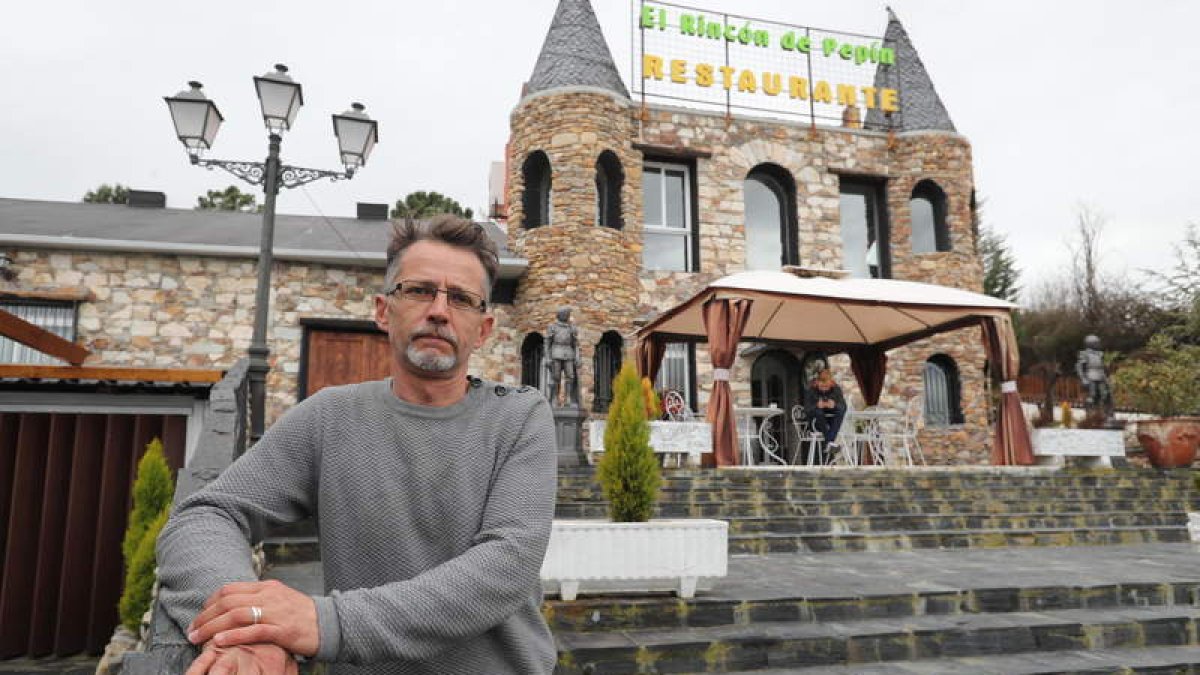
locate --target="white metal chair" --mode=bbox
[757,412,789,466]
[870,397,926,466]
[791,405,828,466]
[662,390,693,422]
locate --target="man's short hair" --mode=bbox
[385,214,499,296]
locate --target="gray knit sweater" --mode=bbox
[156,377,559,674]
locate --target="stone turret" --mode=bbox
[866,7,956,132]
[507,0,642,413]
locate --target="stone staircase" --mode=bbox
[259,467,1199,673]
[554,467,1198,554]
[549,467,1200,673]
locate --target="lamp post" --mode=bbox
[165,64,379,445]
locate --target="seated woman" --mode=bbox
[804,368,847,446]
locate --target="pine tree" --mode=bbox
[597,363,661,522]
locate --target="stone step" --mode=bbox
[554,468,1196,490]
[723,512,1188,536]
[721,645,1200,674]
[558,486,1196,503]
[552,606,1200,673]
[267,523,1191,567]
[556,497,1196,519]
[545,581,1200,633]
[727,525,1191,554]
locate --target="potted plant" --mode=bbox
[540,363,727,600]
[1112,334,1200,468]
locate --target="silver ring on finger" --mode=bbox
[250,605,262,625]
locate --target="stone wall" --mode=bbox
[5,248,385,425]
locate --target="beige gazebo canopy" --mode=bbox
[634,270,1033,467]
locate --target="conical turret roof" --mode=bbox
[866,7,955,132]
[526,0,629,99]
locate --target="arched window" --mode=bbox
[595,151,624,230]
[520,333,544,393]
[522,151,551,229]
[923,354,963,426]
[910,180,949,253]
[592,331,623,412]
[744,164,798,271]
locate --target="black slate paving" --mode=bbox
[268,543,1200,603]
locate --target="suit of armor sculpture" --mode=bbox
[1076,334,1113,421]
[545,307,580,407]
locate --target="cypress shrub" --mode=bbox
[121,439,173,565]
[117,438,175,632]
[119,508,169,632]
[597,363,661,522]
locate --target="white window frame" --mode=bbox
[642,161,693,272]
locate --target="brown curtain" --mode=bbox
[981,315,1035,465]
[702,297,754,466]
[849,347,888,406]
[634,335,667,385]
[848,347,888,465]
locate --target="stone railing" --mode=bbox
[118,358,251,674]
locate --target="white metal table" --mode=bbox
[733,405,785,465]
[840,408,906,466]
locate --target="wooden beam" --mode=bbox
[0,364,224,384]
[0,287,93,302]
[0,309,90,365]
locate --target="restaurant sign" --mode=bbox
[634,1,898,126]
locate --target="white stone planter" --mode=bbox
[1032,428,1126,467]
[540,519,728,600]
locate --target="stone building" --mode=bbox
[494,0,991,463]
[1,0,993,464]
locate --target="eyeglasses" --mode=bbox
[387,280,487,312]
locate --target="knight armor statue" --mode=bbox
[545,307,580,407]
[1075,334,1113,420]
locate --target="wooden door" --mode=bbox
[304,329,392,398]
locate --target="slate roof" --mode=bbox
[865,7,956,132]
[0,198,517,267]
[526,0,629,98]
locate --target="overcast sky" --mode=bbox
[2,0,1197,298]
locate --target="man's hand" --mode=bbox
[187,580,320,657]
[185,642,298,675]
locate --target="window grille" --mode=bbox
[592,331,623,412]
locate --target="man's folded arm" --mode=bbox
[156,395,322,637]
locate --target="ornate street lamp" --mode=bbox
[165,65,379,446]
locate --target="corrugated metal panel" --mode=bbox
[0,412,185,658]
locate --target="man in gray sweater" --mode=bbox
[158,215,558,674]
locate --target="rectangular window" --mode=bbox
[654,342,695,410]
[839,179,891,279]
[642,162,694,271]
[0,301,77,364]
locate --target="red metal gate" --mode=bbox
[0,412,186,658]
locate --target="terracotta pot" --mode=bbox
[1135,417,1200,468]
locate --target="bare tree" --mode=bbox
[1067,205,1106,327]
